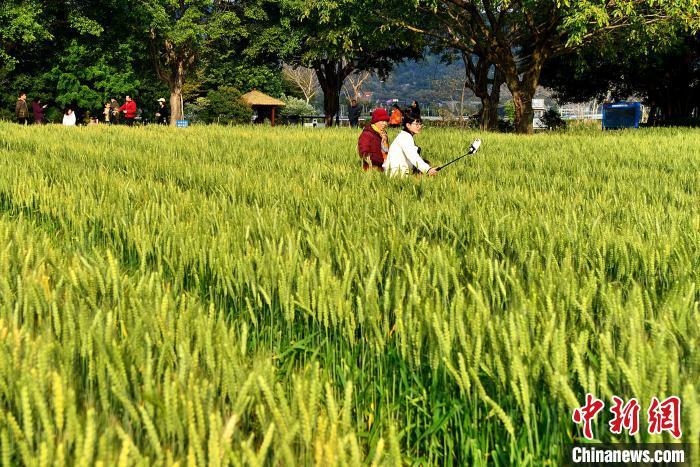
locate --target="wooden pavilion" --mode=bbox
[241,90,286,126]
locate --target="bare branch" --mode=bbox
[282,64,320,103]
[342,71,373,100]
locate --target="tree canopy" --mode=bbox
[281,0,423,126]
[541,29,700,125]
[1,0,699,128]
[382,0,700,132]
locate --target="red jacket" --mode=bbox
[119,100,137,119]
[358,124,386,171]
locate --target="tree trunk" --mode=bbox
[321,82,341,127]
[459,81,467,125]
[496,43,548,134]
[478,69,503,131]
[487,68,504,131]
[480,98,493,131]
[502,71,538,134]
[169,60,185,126]
[315,61,352,127]
[463,53,503,132]
[169,89,183,126]
[512,90,535,134]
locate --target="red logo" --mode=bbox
[573,395,682,440]
[572,393,605,440]
[609,396,640,436]
[648,396,682,438]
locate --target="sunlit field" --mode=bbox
[0,122,698,465]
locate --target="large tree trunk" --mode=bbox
[512,90,535,134]
[169,60,185,126]
[169,90,183,126]
[478,68,504,131]
[315,60,352,127]
[496,43,549,134]
[463,53,503,131]
[320,82,341,127]
[480,98,496,131]
[501,69,540,134]
[150,33,191,127]
[488,69,504,130]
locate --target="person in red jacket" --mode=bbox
[119,95,137,126]
[357,108,390,171]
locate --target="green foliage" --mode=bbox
[498,118,514,133]
[0,0,51,73]
[504,100,515,122]
[140,0,276,82]
[205,61,286,97]
[199,1,293,97]
[202,86,253,124]
[46,40,141,112]
[0,108,13,121]
[181,87,253,124]
[279,95,315,117]
[282,0,418,70]
[281,0,423,122]
[0,124,699,464]
[541,109,567,130]
[395,0,700,132]
[540,30,700,123]
[558,0,700,47]
[183,97,211,123]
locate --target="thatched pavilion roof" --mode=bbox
[241,90,285,107]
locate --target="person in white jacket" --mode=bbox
[383,114,438,177]
[62,108,77,126]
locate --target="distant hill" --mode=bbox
[350,54,552,117]
[361,55,481,115]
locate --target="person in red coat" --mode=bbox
[31,98,47,124]
[119,96,137,126]
[357,108,390,171]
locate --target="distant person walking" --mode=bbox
[110,98,121,124]
[357,108,390,171]
[15,93,29,125]
[31,98,47,124]
[389,103,403,128]
[62,108,77,126]
[119,96,137,126]
[409,100,421,118]
[155,98,169,124]
[348,99,361,128]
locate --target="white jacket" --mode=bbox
[62,112,76,126]
[383,130,431,176]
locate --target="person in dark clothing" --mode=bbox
[15,93,29,125]
[155,98,170,124]
[348,99,361,128]
[110,98,121,124]
[31,98,47,124]
[357,108,390,171]
[409,100,421,119]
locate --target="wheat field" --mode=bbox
[0,122,698,465]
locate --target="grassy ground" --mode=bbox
[0,122,698,465]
